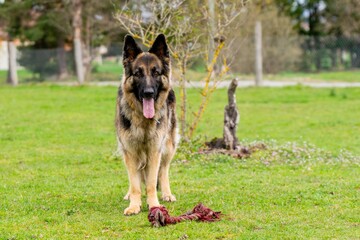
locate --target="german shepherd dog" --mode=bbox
[115,34,178,215]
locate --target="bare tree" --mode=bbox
[45,0,120,81]
[223,1,301,74]
[188,0,249,138]
[205,0,249,74]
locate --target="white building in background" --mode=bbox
[0,41,9,70]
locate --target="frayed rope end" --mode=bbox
[148,203,221,227]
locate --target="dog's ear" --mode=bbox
[149,34,170,60]
[123,35,142,73]
[149,34,170,74]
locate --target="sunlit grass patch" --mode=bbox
[0,85,359,239]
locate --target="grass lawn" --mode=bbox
[185,69,360,82]
[188,86,360,154]
[0,86,359,239]
[0,69,35,84]
[272,70,360,82]
[92,61,123,82]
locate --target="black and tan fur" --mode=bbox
[115,34,178,215]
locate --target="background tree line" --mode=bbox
[0,0,125,83]
[1,0,359,82]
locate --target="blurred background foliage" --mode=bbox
[0,0,359,83]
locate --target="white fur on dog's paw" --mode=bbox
[161,194,176,202]
[123,192,130,201]
[124,205,141,215]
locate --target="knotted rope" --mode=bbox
[148,203,221,227]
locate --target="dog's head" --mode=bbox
[122,34,171,119]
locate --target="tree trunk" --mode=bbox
[83,14,92,82]
[57,38,68,80]
[255,21,263,86]
[72,0,84,84]
[223,78,239,150]
[7,41,18,86]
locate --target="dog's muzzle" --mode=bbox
[143,87,155,99]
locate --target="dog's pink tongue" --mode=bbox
[143,98,155,119]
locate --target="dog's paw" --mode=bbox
[123,192,130,201]
[123,205,141,215]
[161,194,176,202]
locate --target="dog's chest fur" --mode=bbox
[116,91,170,156]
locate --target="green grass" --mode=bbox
[92,61,123,81]
[0,86,359,239]
[94,61,123,74]
[273,70,360,82]
[185,69,360,82]
[188,86,360,154]
[179,63,360,82]
[0,69,35,84]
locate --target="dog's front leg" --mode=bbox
[159,147,176,202]
[123,153,142,215]
[145,151,161,209]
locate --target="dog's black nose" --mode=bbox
[143,87,155,98]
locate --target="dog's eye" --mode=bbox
[134,70,142,77]
[153,69,161,76]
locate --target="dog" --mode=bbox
[115,34,178,215]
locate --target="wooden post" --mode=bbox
[255,21,263,86]
[223,78,240,150]
[73,0,84,84]
[7,41,18,86]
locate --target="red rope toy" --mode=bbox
[148,203,221,227]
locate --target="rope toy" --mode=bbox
[148,203,221,227]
